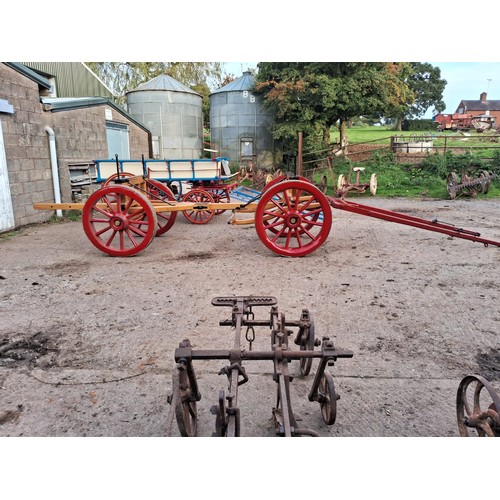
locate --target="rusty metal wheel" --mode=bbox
[145,179,177,236]
[447,172,460,199]
[299,310,316,376]
[318,371,338,425]
[456,374,500,437]
[175,363,198,437]
[82,185,157,257]
[255,180,332,257]
[182,188,215,224]
[480,171,492,194]
[318,174,328,194]
[211,389,227,437]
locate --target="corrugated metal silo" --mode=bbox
[210,71,274,168]
[126,74,203,159]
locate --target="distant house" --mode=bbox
[0,62,152,233]
[455,92,500,128]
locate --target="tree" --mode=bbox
[86,62,224,113]
[387,62,447,130]
[255,62,413,153]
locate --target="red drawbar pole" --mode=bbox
[327,197,500,248]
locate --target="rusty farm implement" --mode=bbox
[166,296,353,437]
[456,374,500,437]
[33,161,500,257]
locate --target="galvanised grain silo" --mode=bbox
[126,74,203,159]
[210,71,275,168]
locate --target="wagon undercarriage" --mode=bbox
[33,172,500,257]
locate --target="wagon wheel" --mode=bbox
[480,170,491,194]
[369,173,377,196]
[261,175,318,236]
[447,172,460,199]
[337,174,347,190]
[82,185,157,257]
[174,363,198,437]
[145,179,177,236]
[211,389,228,437]
[208,187,230,215]
[255,180,332,257]
[262,174,310,193]
[456,374,500,437]
[182,189,215,224]
[298,310,316,376]
[102,171,136,187]
[262,175,320,238]
[318,174,328,194]
[318,371,338,425]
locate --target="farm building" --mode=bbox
[0,62,152,233]
[126,74,204,160]
[209,71,275,169]
[455,92,500,128]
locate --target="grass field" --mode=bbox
[321,126,500,199]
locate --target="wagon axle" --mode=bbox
[33,172,500,257]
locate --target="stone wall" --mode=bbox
[0,64,54,227]
[0,63,151,229]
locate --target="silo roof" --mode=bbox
[127,74,201,96]
[211,71,255,94]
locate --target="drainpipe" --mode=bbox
[45,126,62,217]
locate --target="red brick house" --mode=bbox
[455,92,500,129]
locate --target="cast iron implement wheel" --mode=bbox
[456,374,500,437]
[255,180,332,257]
[318,371,338,425]
[174,363,198,437]
[297,310,316,377]
[145,179,177,236]
[82,185,157,257]
[369,173,377,196]
[182,188,215,224]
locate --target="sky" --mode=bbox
[222,62,500,119]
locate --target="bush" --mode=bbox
[402,119,439,131]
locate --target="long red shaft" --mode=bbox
[327,196,500,248]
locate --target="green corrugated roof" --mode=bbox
[41,97,150,133]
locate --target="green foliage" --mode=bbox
[255,62,413,150]
[313,142,499,199]
[86,62,224,108]
[402,119,439,131]
[48,211,81,223]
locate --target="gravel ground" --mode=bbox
[0,194,498,496]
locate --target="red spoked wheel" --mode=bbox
[208,187,231,215]
[82,185,157,257]
[182,188,215,224]
[102,171,136,187]
[255,180,332,257]
[262,174,310,193]
[145,179,177,236]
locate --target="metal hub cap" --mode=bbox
[285,212,302,229]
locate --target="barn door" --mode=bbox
[0,119,15,232]
[106,121,130,160]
